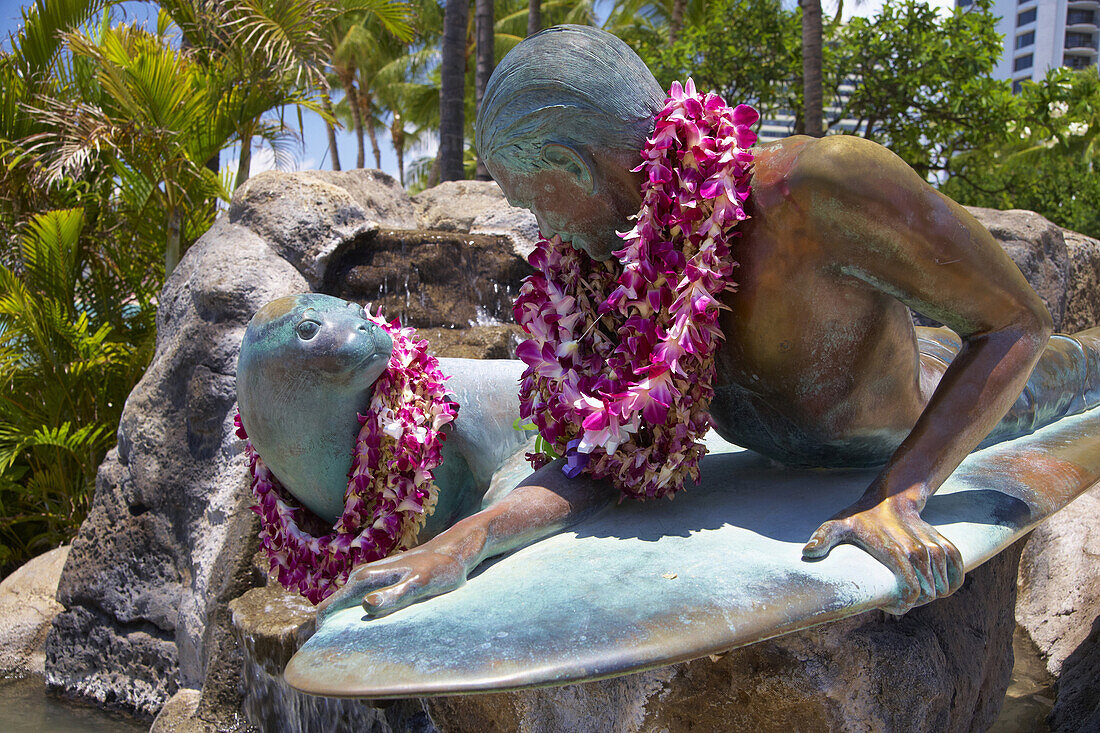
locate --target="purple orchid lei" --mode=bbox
[236,308,458,604]
[514,79,759,501]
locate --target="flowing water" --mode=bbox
[0,677,146,732]
[990,625,1056,732]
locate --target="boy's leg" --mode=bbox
[981,326,1100,447]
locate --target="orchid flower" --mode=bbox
[515,80,757,500]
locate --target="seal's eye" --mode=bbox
[295,319,321,341]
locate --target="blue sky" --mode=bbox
[0,0,954,182]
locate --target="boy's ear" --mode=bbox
[540,143,594,194]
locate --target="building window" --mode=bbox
[1066,32,1098,49]
[1018,8,1037,25]
[1013,79,1024,93]
[957,0,973,7]
[1016,31,1035,49]
[1065,54,1094,68]
[1067,9,1096,25]
[1014,54,1034,72]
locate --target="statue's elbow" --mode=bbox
[1017,302,1054,354]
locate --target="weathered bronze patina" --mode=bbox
[315,25,1100,625]
[287,408,1100,697]
[236,293,537,537]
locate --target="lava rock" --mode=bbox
[966,207,1070,330]
[45,218,306,717]
[229,578,437,733]
[1016,485,1100,732]
[413,180,512,233]
[1063,230,1100,334]
[413,180,539,260]
[322,230,532,329]
[300,170,420,230]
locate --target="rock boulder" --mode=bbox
[0,545,69,678]
[966,207,1071,330]
[413,180,540,260]
[1063,230,1100,333]
[322,229,532,329]
[1016,485,1100,732]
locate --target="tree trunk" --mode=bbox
[346,78,366,169]
[440,0,469,181]
[362,94,382,169]
[527,0,540,37]
[475,0,494,180]
[392,113,406,187]
[670,0,686,44]
[322,92,341,171]
[165,206,181,276]
[236,130,252,188]
[800,0,824,138]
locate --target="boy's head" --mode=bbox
[475,25,665,258]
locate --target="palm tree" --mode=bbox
[669,0,685,42]
[329,4,415,170]
[475,0,495,179]
[322,89,343,170]
[439,0,469,181]
[528,0,541,36]
[800,0,824,137]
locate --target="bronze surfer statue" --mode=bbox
[309,25,1100,619]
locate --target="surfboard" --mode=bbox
[284,407,1100,698]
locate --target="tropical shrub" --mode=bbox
[0,209,156,573]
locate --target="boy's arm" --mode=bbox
[793,136,1052,613]
[317,460,616,620]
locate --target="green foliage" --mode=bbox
[0,208,155,574]
[943,67,1100,239]
[630,0,812,125]
[628,0,1012,177]
[835,0,1013,176]
[512,418,561,461]
[0,0,374,574]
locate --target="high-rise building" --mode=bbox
[757,79,864,142]
[959,0,1099,90]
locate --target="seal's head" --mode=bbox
[237,294,394,522]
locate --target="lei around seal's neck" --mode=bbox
[514,79,759,501]
[237,308,458,604]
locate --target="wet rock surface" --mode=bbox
[230,572,437,733]
[418,325,525,360]
[322,229,532,329]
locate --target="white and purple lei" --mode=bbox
[514,80,759,500]
[237,308,458,604]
